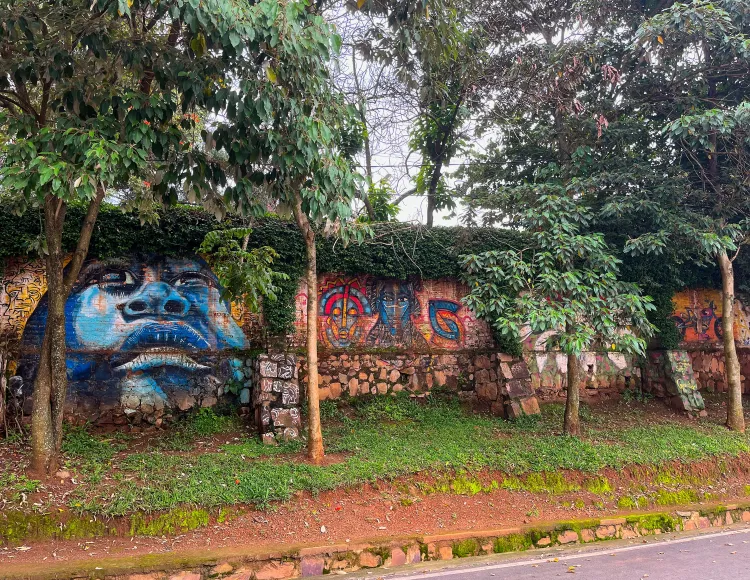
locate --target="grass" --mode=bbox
[3,395,750,517]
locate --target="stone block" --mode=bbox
[510,361,531,379]
[168,573,201,580]
[536,537,551,547]
[300,557,324,577]
[260,360,278,378]
[173,391,196,411]
[505,379,532,398]
[255,561,296,580]
[388,548,407,567]
[329,382,342,399]
[557,530,578,544]
[211,563,234,575]
[580,529,595,543]
[359,552,382,568]
[595,525,616,539]
[406,544,422,564]
[519,396,541,416]
[438,545,454,560]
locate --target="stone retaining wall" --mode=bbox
[296,351,539,419]
[10,505,749,579]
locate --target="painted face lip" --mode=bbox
[111,322,212,373]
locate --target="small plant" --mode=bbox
[584,476,612,495]
[622,387,653,404]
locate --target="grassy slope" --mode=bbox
[2,396,748,516]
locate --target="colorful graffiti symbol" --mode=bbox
[365,279,429,348]
[428,300,463,342]
[319,279,372,348]
[16,255,247,407]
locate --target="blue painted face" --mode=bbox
[21,256,247,384]
[377,281,412,337]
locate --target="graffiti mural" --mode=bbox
[10,255,248,412]
[0,258,52,341]
[365,279,429,348]
[672,289,750,345]
[295,274,493,350]
[319,279,372,348]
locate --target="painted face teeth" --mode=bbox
[114,352,210,372]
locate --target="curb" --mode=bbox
[3,503,750,579]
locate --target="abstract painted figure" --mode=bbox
[366,279,428,348]
[319,280,371,348]
[17,255,247,410]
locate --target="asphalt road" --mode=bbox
[334,526,750,580]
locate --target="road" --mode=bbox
[333,526,750,580]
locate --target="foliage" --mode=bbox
[199,228,288,314]
[357,180,401,223]
[461,192,655,357]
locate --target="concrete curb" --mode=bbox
[3,503,750,580]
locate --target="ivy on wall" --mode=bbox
[0,203,736,346]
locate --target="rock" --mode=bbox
[388,548,406,567]
[255,561,296,580]
[240,388,251,404]
[300,556,325,577]
[580,529,595,543]
[520,396,541,416]
[359,552,382,568]
[55,470,71,480]
[388,370,401,383]
[201,396,217,408]
[557,530,579,544]
[536,537,551,547]
[596,525,616,539]
[438,545,454,560]
[406,544,422,564]
[169,573,201,580]
[211,563,234,575]
[173,391,196,411]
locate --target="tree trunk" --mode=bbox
[425,158,443,228]
[291,190,325,463]
[719,250,745,432]
[564,352,581,436]
[30,189,105,475]
[30,195,66,475]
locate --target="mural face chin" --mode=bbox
[18,256,248,409]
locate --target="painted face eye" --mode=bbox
[88,269,135,287]
[332,307,341,316]
[172,272,213,288]
[348,308,358,316]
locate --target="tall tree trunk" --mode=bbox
[351,51,376,222]
[30,195,66,475]
[30,189,105,475]
[564,352,581,436]
[425,159,443,228]
[719,250,745,432]
[291,190,325,463]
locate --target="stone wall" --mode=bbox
[253,354,302,443]
[297,351,538,418]
[642,350,705,414]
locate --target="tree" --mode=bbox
[207,1,366,462]
[0,0,364,471]
[604,0,750,431]
[198,228,288,314]
[462,190,654,435]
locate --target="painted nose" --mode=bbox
[123,282,190,318]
